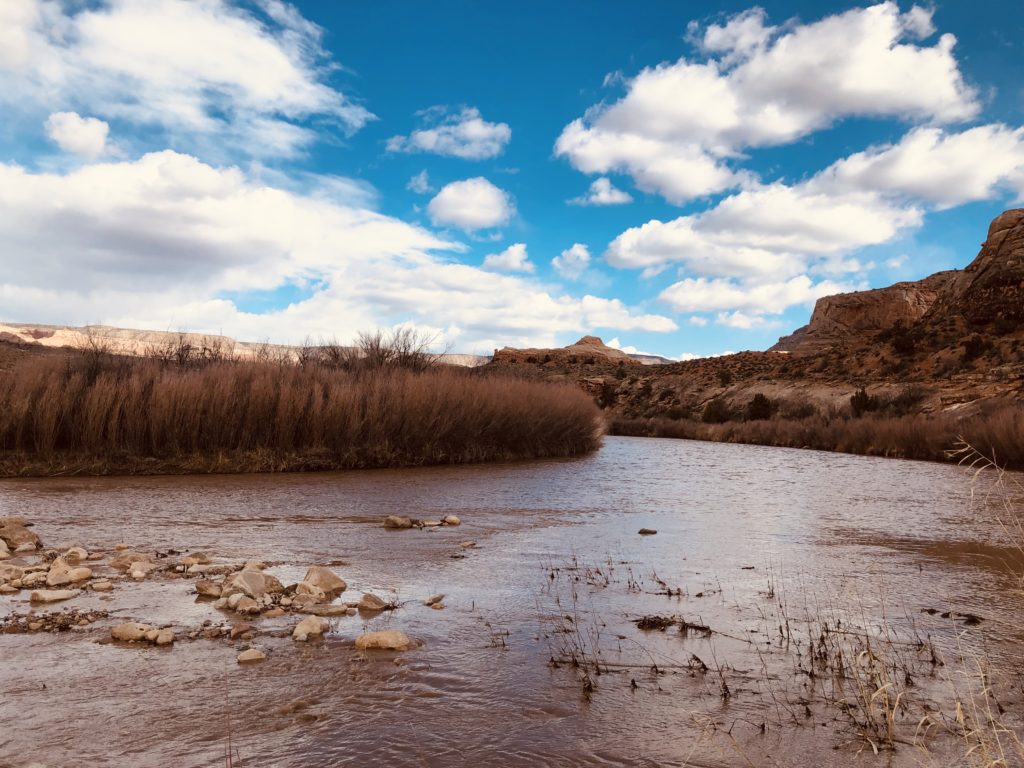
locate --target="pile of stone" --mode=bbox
[1,608,108,633]
[383,514,461,529]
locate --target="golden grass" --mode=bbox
[0,354,602,476]
[611,405,1024,469]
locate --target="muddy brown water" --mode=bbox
[1,436,1023,767]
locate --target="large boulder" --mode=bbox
[222,570,267,599]
[355,630,412,651]
[302,566,346,594]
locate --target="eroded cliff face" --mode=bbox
[771,272,956,355]
[924,209,1024,328]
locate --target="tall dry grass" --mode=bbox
[611,405,1024,469]
[0,354,602,475]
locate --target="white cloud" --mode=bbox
[483,243,533,273]
[556,3,978,203]
[688,316,708,327]
[552,243,591,280]
[819,124,1024,208]
[659,275,850,315]
[387,107,511,160]
[0,151,675,349]
[45,111,109,159]
[568,177,633,206]
[605,182,920,279]
[427,177,514,231]
[407,170,432,194]
[715,311,772,329]
[885,255,909,269]
[0,0,371,158]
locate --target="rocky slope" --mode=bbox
[486,210,1024,421]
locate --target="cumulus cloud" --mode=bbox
[552,243,592,280]
[818,124,1024,208]
[45,111,109,159]
[0,151,674,349]
[0,0,371,158]
[387,107,511,160]
[568,177,633,206]
[556,3,978,203]
[483,243,533,273]
[659,276,850,315]
[427,177,515,231]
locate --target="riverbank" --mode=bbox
[0,352,602,477]
[610,402,1024,469]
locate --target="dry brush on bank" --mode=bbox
[611,403,1024,470]
[0,351,602,476]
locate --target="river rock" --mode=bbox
[421,519,442,527]
[358,593,388,612]
[355,630,412,651]
[302,566,346,594]
[638,528,657,536]
[237,648,266,664]
[154,629,175,646]
[0,584,16,594]
[235,596,260,615]
[303,604,352,617]
[230,622,253,640]
[90,580,113,592]
[262,607,285,618]
[0,539,10,560]
[64,546,89,563]
[112,622,153,641]
[383,516,414,530]
[442,515,461,526]
[110,550,153,571]
[129,562,158,581]
[0,563,24,583]
[0,521,39,552]
[292,615,329,642]
[182,552,211,567]
[243,560,266,571]
[46,563,92,587]
[195,580,222,598]
[294,582,326,603]
[114,543,129,551]
[227,593,245,610]
[423,594,444,606]
[223,570,266,599]
[30,588,79,603]
[263,574,285,594]
[21,572,47,588]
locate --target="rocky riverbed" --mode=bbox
[0,515,465,662]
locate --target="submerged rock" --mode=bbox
[383,516,414,530]
[423,594,444,606]
[355,630,412,651]
[111,622,154,641]
[29,589,79,603]
[0,521,40,552]
[237,648,266,664]
[292,615,329,642]
[442,515,461,526]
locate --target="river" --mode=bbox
[1,437,1022,767]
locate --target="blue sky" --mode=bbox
[1,1,1022,358]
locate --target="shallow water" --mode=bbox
[1,437,1022,767]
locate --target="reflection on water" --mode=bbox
[1,437,1021,767]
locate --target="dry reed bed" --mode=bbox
[611,407,1024,470]
[0,356,602,475]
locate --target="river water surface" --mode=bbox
[1,437,1022,767]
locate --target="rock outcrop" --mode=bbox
[771,272,956,355]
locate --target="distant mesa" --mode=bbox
[493,335,672,366]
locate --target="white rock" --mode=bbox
[237,648,266,664]
[292,615,329,642]
[442,515,461,526]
